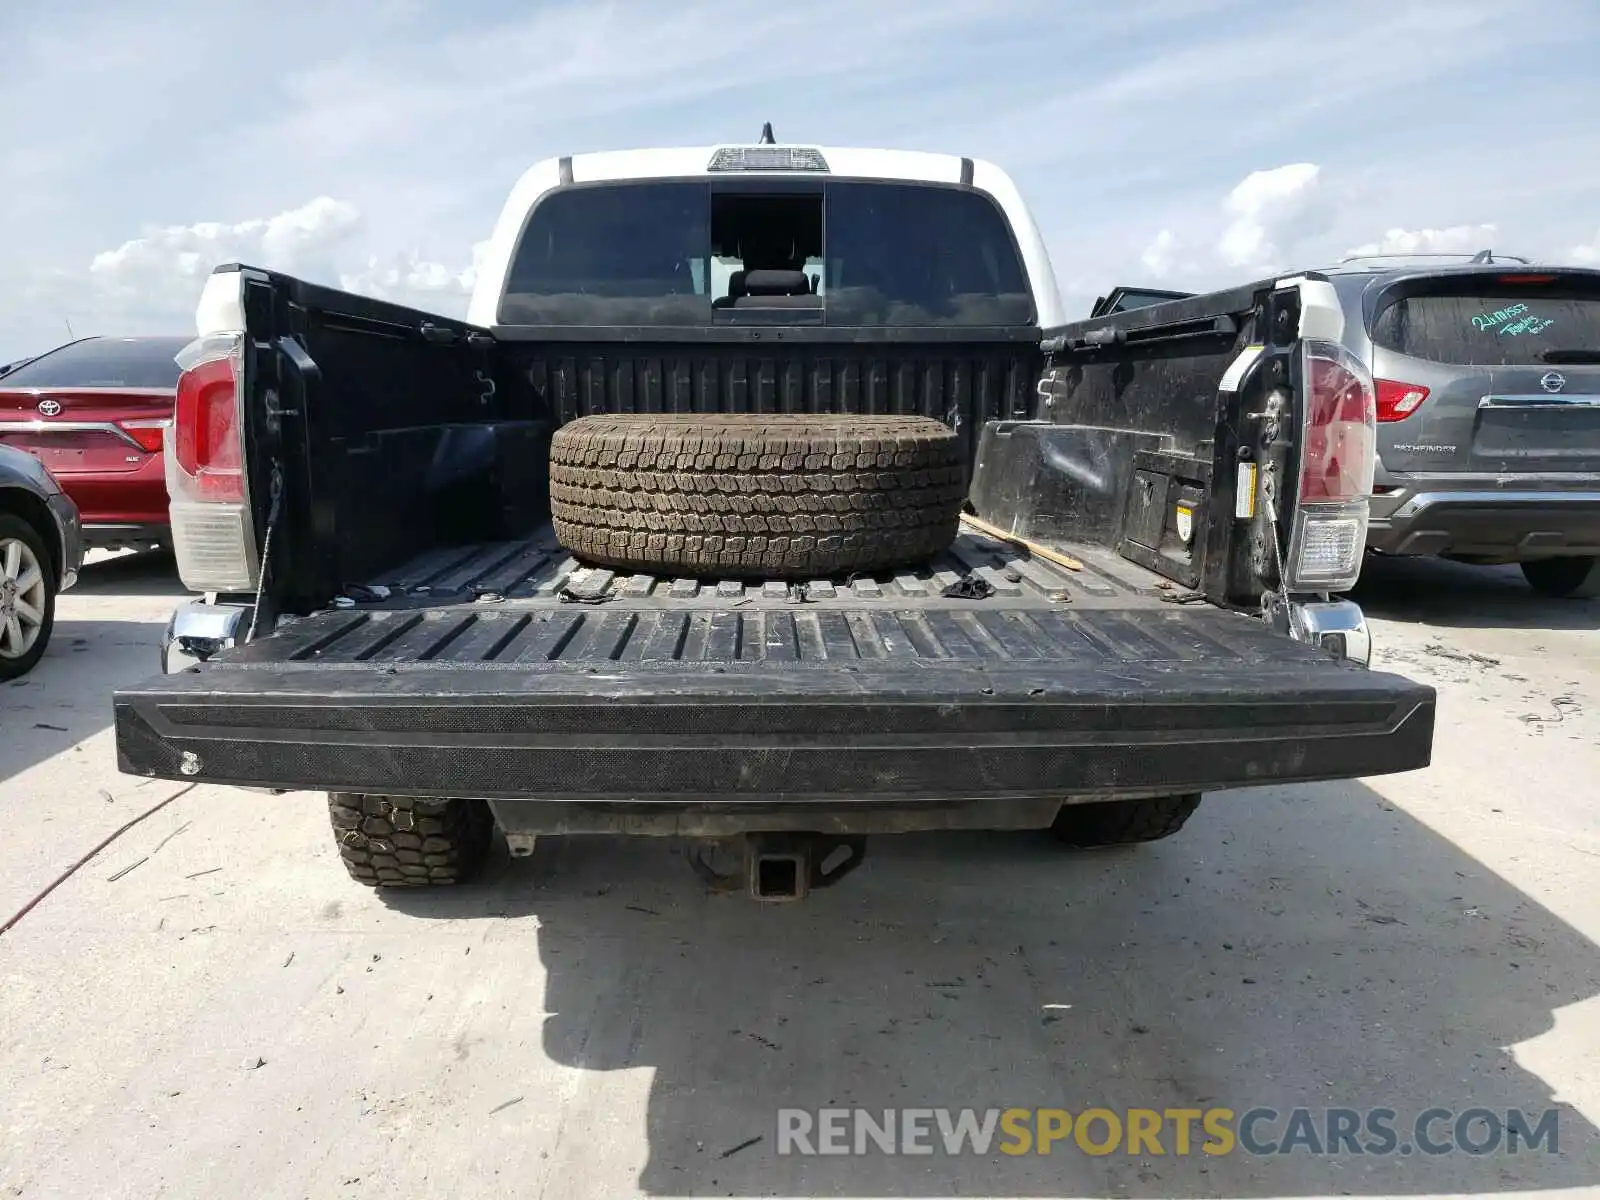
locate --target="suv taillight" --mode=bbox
[1287,339,1376,592]
[167,332,258,591]
[1375,378,1429,422]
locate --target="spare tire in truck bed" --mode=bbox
[549,414,965,578]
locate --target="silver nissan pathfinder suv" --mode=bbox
[1324,252,1600,598]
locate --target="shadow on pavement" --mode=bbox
[1,550,179,785]
[386,780,1600,1195]
[72,548,189,599]
[1352,554,1599,631]
[1,617,165,785]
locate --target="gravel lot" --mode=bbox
[2,551,1597,1198]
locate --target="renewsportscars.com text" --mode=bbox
[776,1107,1561,1158]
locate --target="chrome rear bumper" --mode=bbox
[1265,595,1372,668]
[162,600,255,674]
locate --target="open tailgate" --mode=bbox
[115,602,1434,801]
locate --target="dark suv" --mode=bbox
[1319,254,1600,597]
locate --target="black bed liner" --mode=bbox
[344,522,1164,611]
[240,524,1253,668]
[115,525,1436,801]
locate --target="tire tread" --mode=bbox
[549,415,963,577]
[1049,795,1202,847]
[328,793,492,887]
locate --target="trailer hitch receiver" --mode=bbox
[747,832,866,901]
[687,833,868,901]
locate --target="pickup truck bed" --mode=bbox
[339,521,1180,612]
[115,523,1434,803]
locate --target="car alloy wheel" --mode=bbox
[0,536,48,660]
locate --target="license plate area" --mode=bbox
[0,430,143,473]
[1474,394,1600,462]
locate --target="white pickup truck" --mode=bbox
[113,134,1434,900]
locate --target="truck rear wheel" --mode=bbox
[1050,795,1202,847]
[1520,556,1600,599]
[328,793,492,887]
[549,414,964,578]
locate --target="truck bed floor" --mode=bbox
[357,523,1172,609]
[258,523,1287,670]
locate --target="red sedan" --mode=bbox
[0,336,188,550]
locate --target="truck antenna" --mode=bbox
[64,316,75,339]
[758,122,776,145]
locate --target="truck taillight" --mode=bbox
[1287,339,1375,592]
[167,331,258,592]
[1299,341,1376,504]
[173,336,244,501]
[1375,379,1429,422]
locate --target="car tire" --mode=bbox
[0,512,57,682]
[328,793,493,887]
[1049,794,1202,847]
[549,414,965,578]
[1520,556,1600,599]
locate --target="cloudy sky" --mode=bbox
[3,0,1598,360]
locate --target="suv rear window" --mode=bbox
[0,337,187,388]
[1370,278,1600,366]
[499,180,1033,328]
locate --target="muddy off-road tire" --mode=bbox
[549,414,965,578]
[328,793,492,887]
[1049,795,1202,847]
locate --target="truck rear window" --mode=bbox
[0,336,188,388]
[499,180,1033,328]
[1370,279,1600,366]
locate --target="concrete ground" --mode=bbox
[1,550,1597,1198]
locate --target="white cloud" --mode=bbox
[1344,223,1500,259]
[1139,229,1179,278]
[0,196,371,345]
[341,238,490,311]
[1216,163,1327,272]
[1569,231,1600,265]
[1095,162,1331,301]
[19,194,489,343]
[89,197,363,309]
